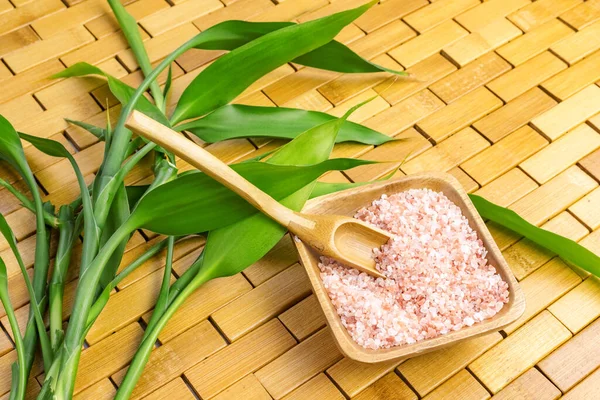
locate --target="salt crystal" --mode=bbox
[318,189,509,350]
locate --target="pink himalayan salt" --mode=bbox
[318,189,509,350]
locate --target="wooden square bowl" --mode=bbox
[293,172,525,363]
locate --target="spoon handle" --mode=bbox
[126,110,298,227]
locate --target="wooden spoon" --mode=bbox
[126,110,390,278]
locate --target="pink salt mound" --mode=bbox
[318,189,509,350]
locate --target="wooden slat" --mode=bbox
[0,59,64,104]
[139,0,222,36]
[211,375,271,400]
[509,166,597,226]
[111,321,226,399]
[278,295,326,341]
[551,20,600,65]
[442,18,522,67]
[184,320,296,399]
[469,311,571,394]
[354,373,417,400]
[562,368,600,399]
[250,0,328,23]
[496,19,574,66]
[398,332,502,396]
[520,124,600,184]
[374,54,456,105]
[429,52,511,103]
[255,328,343,398]
[416,87,502,143]
[462,125,548,186]
[541,50,600,100]
[146,272,251,343]
[354,0,427,33]
[211,263,312,341]
[0,0,65,37]
[282,374,344,400]
[403,0,479,33]
[502,258,581,334]
[455,0,530,32]
[344,130,430,183]
[503,212,588,281]
[486,51,567,102]
[549,276,600,334]
[402,127,490,174]
[30,0,112,39]
[569,187,600,230]
[491,368,560,400]
[194,0,273,30]
[538,317,600,391]
[242,235,298,286]
[473,87,557,143]
[579,149,600,180]
[531,84,600,141]
[327,358,401,398]
[388,20,468,68]
[143,379,196,400]
[507,0,582,32]
[422,370,490,400]
[0,26,40,58]
[74,323,144,394]
[559,0,600,31]
[318,55,401,106]
[363,90,444,138]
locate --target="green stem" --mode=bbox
[49,206,75,350]
[50,221,135,399]
[167,251,203,305]
[94,35,202,227]
[0,178,59,228]
[85,237,174,327]
[93,141,156,230]
[0,289,26,400]
[115,267,213,399]
[107,0,164,111]
[11,238,53,373]
[20,177,50,382]
[142,236,174,341]
[67,151,100,276]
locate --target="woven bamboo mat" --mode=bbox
[1,0,600,398]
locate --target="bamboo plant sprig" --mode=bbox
[0,1,598,399]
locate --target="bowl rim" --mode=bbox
[294,171,526,363]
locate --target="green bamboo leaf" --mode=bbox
[171,1,377,124]
[125,185,149,208]
[177,104,394,145]
[188,20,404,75]
[65,119,106,141]
[201,111,348,278]
[0,116,30,180]
[53,63,168,126]
[130,158,375,236]
[470,194,600,277]
[108,0,164,111]
[18,133,72,158]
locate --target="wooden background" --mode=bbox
[1,0,600,398]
